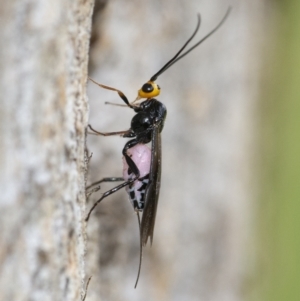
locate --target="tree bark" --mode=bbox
[0,1,93,300]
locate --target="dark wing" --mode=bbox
[140,123,162,246]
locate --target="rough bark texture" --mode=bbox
[85,1,268,301]
[0,0,93,300]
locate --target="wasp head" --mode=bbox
[136,81,160,100]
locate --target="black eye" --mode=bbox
[157,85,161,90]
[142,83,154,93]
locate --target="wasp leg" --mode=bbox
[81,276,92,301]
[86,177,124,198]
[85,139,142,222]
[89,77,134,109]
[85,176,139,222]
[87,177,124,190]
[104,101,129,107]
[88,124,132,137]
[122,139,141,176]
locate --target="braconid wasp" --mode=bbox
[86,8,231,288]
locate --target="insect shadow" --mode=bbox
[85,7,231,288]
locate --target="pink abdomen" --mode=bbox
[122,144,151,210]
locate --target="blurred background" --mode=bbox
[85,0,300,301]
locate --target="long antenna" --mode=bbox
[150,14,201,81]
[150,7,231,81]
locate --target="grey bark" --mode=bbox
[0,1,93,300]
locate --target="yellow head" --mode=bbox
[137,81,161,100]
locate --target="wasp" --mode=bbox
[85,8,231,288]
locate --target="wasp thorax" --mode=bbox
[137,81,161,99]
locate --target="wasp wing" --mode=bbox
[141,123,162,246]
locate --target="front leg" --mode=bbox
[89,77,135,109]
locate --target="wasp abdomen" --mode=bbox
[123,144,151,210]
